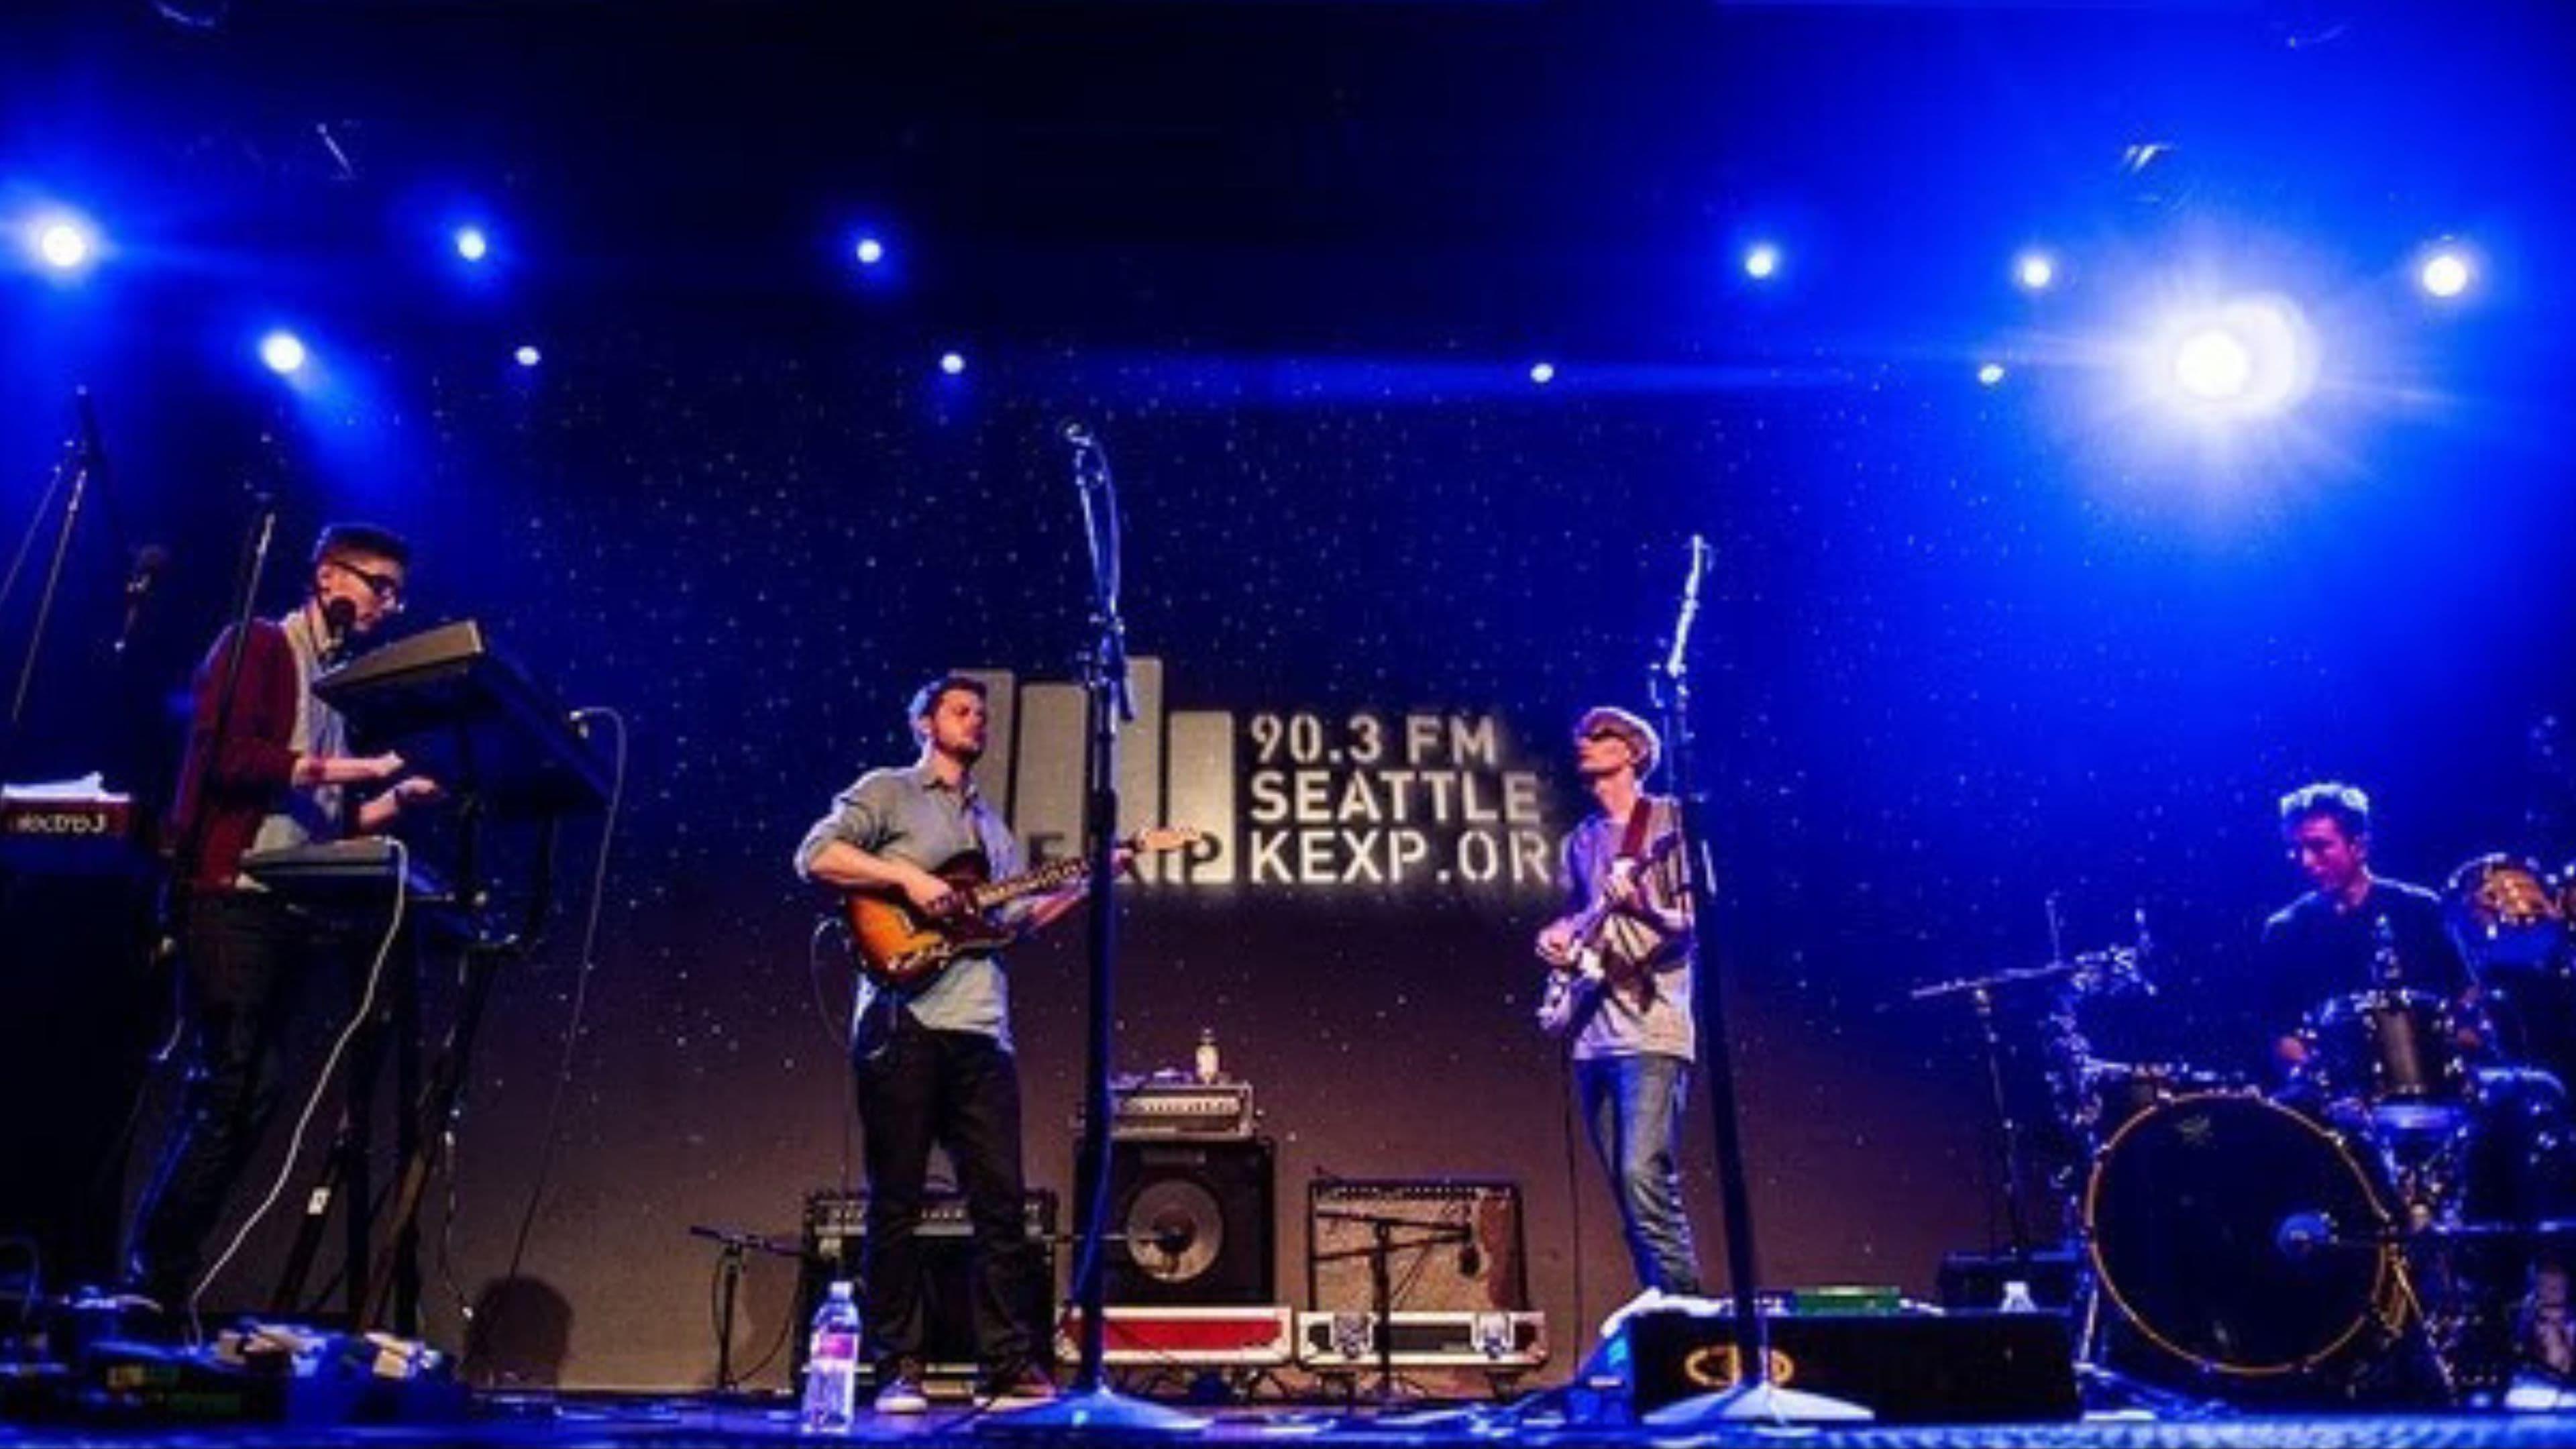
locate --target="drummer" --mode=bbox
[2256,781,2480,1089]
[2259,782,2573,1377]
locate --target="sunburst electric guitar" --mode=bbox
[1535,832,1683,1037]
[845,827,1202,990]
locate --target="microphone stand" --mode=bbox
[991,424,1197,1434]
[0,389,114,773]
[1639,537,1866,1427]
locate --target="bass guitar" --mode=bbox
[1535,831,1683,1037]
[845,826,1201,990]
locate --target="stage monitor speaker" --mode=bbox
[1307,1178,1528,1313]
[1075,1138,1275,1305]
[1622,1307,2080,1424]
[792,1189,1057,1381]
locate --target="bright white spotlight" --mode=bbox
[1743,243,1780,280]
[1976,362,2007,387]
[1529,360,1556,385]
[2170,328,2253,400]
[938,352,966,376]
[259,331,309,376]
[515,344,542,368]
[32,213,97,273]
[454,226,490,262]
[2015,251,2056,292]
[2147,294,2316,419]
[2418,249,2471,299]
[854,235,885,266]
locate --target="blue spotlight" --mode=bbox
[2145,294,2314,419]
[453,225,490,262]
[2418,248,2472,300]
[1743,242,1781,280]
[514,343,542,368]
[854,235,885,266]
[2015,250,2057,292]
[259,331,309,376]
[2170,327,2252,401]
[1528,360,1556,385]
[29,211,99,274]
[1977,362,2007,387]
[938,351,967,376]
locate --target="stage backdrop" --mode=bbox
[2,322,2547,1388]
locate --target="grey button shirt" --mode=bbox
[796,762,1024,1050]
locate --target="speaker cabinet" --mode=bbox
[1307,1178,1528,1312]
[793,1189,1057,1380]
[1076,1138,1275,1305]
[1623,1307,2080,1424]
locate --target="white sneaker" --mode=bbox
[872,1369,929,1415]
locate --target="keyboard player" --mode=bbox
[126,522,441,1309]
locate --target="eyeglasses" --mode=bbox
[325,558,405,604]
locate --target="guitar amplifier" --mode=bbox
[1308,1179,1528,1313]
[1621,1307,2080,1424]
[1080,1076,1258,1140]
[793,1189,1057,1381]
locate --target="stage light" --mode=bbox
[2418,248,2471,299]
[2144,294,2315,419]
[938,351,966,376]
[2015,251,2056,292]
[454,226,490,263]
[30,213,97,274]
[1977,362,2007,386]
[2169,327,2251,401]
[259,331,309,376]
[1743,243,1780,280]
[515,344,542,368]
[854,235,885,266]
[1529,361,1556,385]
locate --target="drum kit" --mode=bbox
[1922,857,2576,1406]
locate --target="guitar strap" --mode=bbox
[1604,800,1663,1008]
[1615,796,1656,863]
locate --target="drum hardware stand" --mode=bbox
[1640,537,1865,1428]
[1308,1208,1476,1405]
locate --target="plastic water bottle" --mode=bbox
[1195,1027,1221,1083]
[800,1281,860,1433]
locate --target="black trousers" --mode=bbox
[851,1008,1044,1376]
[127,891,329,1303]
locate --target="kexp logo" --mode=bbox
[966,658,1562,896]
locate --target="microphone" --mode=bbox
[320,595,357,659]
[2131,904,2159,995]
[113,545,169,657]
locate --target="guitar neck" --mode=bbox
[965,856,1091,914]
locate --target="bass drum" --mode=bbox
[2086,1092,2400,1377]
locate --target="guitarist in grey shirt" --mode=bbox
[1534,706,1705,1295]
[795,674,1088,1410]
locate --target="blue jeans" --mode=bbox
[1576,1052,1705,1295]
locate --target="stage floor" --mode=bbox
[11,1389,2576,1449]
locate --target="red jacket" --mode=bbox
[169,620,303,889]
